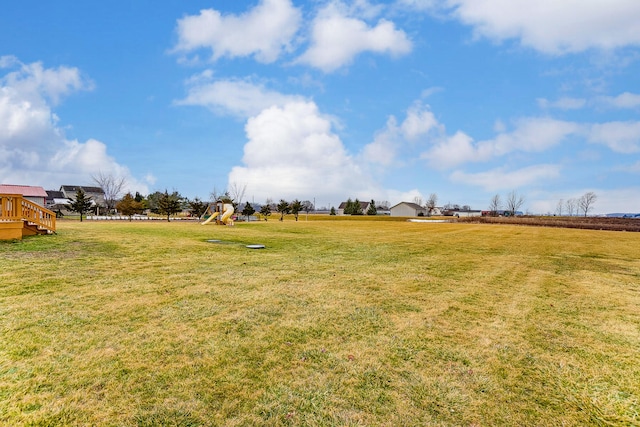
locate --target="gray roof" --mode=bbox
[390,202,425,210]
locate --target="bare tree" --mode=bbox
[578,192,597,217]
[426,193,438,216]
[505,190,525,216]
[413,196,423,206]
[488,194,501,215]
[565,198,577,216]
[209,185,225,202]
[301,200,314,214]
[228,182,247,206]
[92,172,126,214]
[555,199,564,216]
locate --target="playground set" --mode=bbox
[201,199,235,226]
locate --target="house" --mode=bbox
[59,185,107,214]
[60,185,106,205]
[46,190,72,215]
[390,202,428,217]
[0,184,48,206]
[337,200,371,215]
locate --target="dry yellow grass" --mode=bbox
[1,218,639,426]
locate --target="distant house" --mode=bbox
[337,200,371,215]
[390,202,428,217]
[45,190,71,214]
[0,184,48,206]
[59,185,107,214]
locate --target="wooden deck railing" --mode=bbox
[0,194,56,234]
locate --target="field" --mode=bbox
[1,218,639,426]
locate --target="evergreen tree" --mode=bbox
[367,199,377,215]
[67,188,93,222]
[146,191,162,214]
[116,192,144,221]
[260,203,272,221]
[352,198,364,215]
[330,206,336,215]
[158,190,182,222]
[188,197,208,219]
[242,202,256,221]
[290,199,303,221]
[343,198,354,214]
[277,199,290,221]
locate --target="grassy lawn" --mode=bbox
[1,218,639,426]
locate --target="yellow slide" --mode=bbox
[201,203,234,225]
[220,203,234,225]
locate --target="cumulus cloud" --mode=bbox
[362,102,442,165]
[296,2,412,72]
[400,103,442,140]
[362,117,402,166]
[587,121,640,153]
[173,0,302,63]
[0,55,94,105]
[450,164,562,191]
[176,76,304,118]
[0,58,148,194]
[437,0,640,54]
[228,101,378,201]
[422,117,580,168]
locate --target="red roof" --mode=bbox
[0,184,48,197]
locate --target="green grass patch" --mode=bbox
[1,219,639,425]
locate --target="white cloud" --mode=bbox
[421,131,476,168]
[400,103,442,140]
[177,77,304,118]
[422,117,580,168]
[362,102,443,165]
[228,101,378,201]
[362,116,401,166]
[450,164,561,192]
[587,121,640,153]
[0,58,148,195]
[597,92,640,109]
[444,0,640,54]
[296,2,412,72]
[173,0,302,63]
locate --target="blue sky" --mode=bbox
[1,0,639,213]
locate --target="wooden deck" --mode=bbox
[0,194,56,240]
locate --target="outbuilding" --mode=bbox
[390,202,428,217]
[0,184,48,206]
